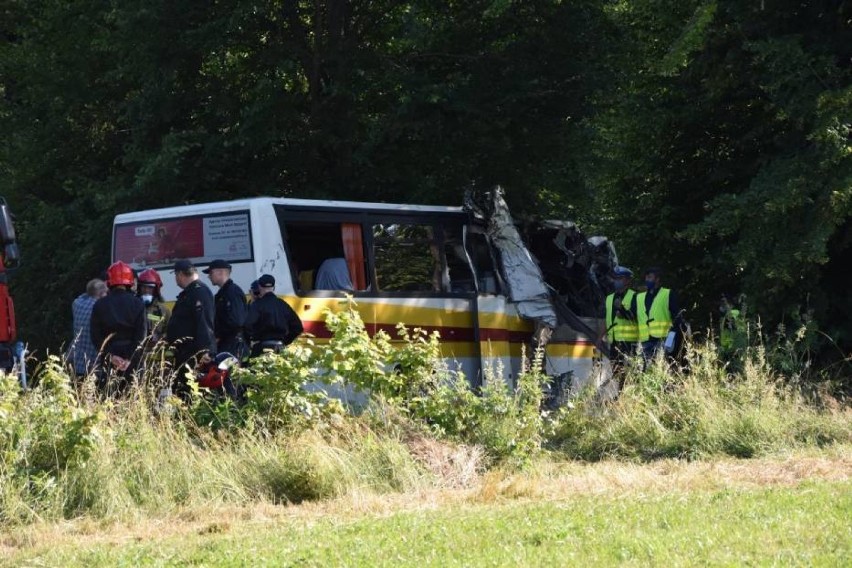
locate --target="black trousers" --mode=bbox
[250,340,285,358]
[218,336,247,361]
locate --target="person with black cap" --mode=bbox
[203,259,248,360]
[166,259,216,392]
[604,266,639,379]
[245,274,304,357]
[636,266,682,362]
[248,280,261,303]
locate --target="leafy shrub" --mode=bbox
[320,300,549,465]
[0,356,104,477]
[225,339,345,432]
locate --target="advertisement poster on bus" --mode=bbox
[113,211,253,269]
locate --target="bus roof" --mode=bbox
[113,196,466,223]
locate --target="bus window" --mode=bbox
[372,224,442,293]
[283,221,368,293]
[444,224,475,293]
[465,229,500,294]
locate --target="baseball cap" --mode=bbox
[202,259,232,274]
[257,274,275,288]
[173,259,195,273]
[612,266,634,278]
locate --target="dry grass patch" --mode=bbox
[4,446,849,560]
[405,435,484,488]
[475,447,852,503]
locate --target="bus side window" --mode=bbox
[465,230,500,294]
[444,224,475,293]
[282,220,368,293]
[372,224,442,293]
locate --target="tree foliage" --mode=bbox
[1,0,849,358]
[586,0,851,351]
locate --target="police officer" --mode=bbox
[636,267,682,362]
[245,274,303,357]
[137,268,170,344]
[604,266,639,378]
[166,259,216,391]
[203,259,247,359]
[91,261,147,394]
[249,280,261,303]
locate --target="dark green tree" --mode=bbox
[586,0,851,352]
[1,0,610,352]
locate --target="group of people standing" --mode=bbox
[68,258,303,396]
[604,266,684,375]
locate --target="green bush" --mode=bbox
[227,339,346,432]
[320,300,549,465]
[551,340,852,461]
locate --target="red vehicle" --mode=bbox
[0,198,25,386]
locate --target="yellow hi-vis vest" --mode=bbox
[720,308,741,349]
[605,290,638,342]
[637,288,672,340]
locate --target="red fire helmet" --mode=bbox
[107,261,135,288]
[137,268,163,290]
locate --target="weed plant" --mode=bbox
[551,338,851,461]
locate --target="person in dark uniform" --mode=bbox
[245,274,303,357]
[203,259,247,359]
[249,279,261,303]
[166,259,216,393]
[91,261,147,394]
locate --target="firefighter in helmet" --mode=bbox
[137,268,171,344]
[91,261,147,393]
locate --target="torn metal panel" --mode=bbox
[521,221,618,318]
[465,186,618,359]
[465,187,558,328]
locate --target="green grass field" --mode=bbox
[5,454,850,567]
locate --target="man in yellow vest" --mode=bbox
[605,266,639,378]
[719,293,742,356]
[636,267,681,362]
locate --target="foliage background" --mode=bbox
[1,0,849,360]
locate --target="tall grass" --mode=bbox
[0,368,455,525]
[2,308,849,527]
[552,340,851,461]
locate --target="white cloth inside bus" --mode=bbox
[315,258,354,291]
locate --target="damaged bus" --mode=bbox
[112,188,619,398]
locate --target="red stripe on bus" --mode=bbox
[300,320,594,346]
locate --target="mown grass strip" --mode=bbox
[8,479,850,567]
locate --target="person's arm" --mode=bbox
[669,289,683,328]
[133,301,147,346]
[194,290,217,356]
[244,303,259,341]
[615,292,636,321]
[624,292,637,321]
[282,302,303,344]
[90,304,105,353]
[155,304,171,340]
